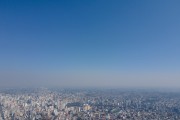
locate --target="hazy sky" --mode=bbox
[0,0,180,88]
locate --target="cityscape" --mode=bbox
[0,88,180,120]
[1,0,180,119]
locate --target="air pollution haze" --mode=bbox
[0,0,180,89]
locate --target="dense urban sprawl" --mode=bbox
[0,88,180,120]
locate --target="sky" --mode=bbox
[0,0,180,88]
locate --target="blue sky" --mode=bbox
[0,0,180,87]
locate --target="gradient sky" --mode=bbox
[0,0,180,88]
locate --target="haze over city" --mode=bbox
[0,0,180,88]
